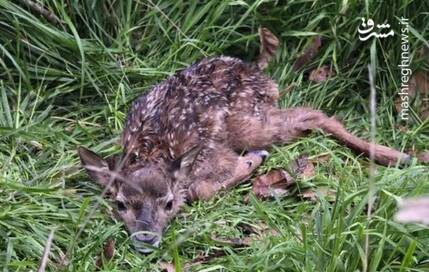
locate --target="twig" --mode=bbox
[185,250,227,268]
[38,229,55,272]
[19,0,63,26]
[364,63,377,272]
[292,36,322,71]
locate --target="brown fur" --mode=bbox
[78,27,410,252]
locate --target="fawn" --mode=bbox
[78,28,410,253]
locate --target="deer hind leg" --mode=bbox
[227,107,317,149]
[186,146,267,201]
[229,107,410,166]
[271,107,410,166]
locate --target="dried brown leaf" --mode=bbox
[237,221,279,238]
[252,169,295,199]
[187,224,280,269]
[417,151,429,163]
[293,36,322,71]
[395,124,408,133]
[95,239,115,269]
[300,187,336,202]
[395,70,429,120]
[312,154,331,164]
[309,65,336,83]
[421,107,429,120]
[414,71,429,97]
[394,96,404,115]
[160,262,176,272]
[290,155,315,178]
[251,155,315,200]
[417,47,429,61]
[211,236,251,247]
[186,250,227,268]
[212,222,280,249]
[408,75,418,99]
[414,71,429,120]
[300,190,318,201]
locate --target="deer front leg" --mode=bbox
[186,149,268,201]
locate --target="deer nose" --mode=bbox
[135,233,158,245]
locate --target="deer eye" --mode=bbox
[116,200,126,211]
[165,200,173,211]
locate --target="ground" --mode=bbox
[0,1,429,271]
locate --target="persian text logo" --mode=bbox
[358,18,394,41]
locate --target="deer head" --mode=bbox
[77,147,199,253]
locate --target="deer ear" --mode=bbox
[172,145,202,177]
[78,147,112,187]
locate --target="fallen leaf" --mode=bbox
[237,222,256,235]
[185,223,281,269]
[289,155,315,178]
[211,236,251,247]
[394,96,405,116]
[300,190,318,201]
[421,107,429,120]
[417,47,429,61]
[251,155,315,200]
[185,249,227,268]
[237,222,279,239]
[395,68,429,121]
[414,71,429,97]
[96,239,115,269]
[414,71,429,120]
[417,151,429,163]
[160,262,176,272]
[300,187,336,202]
[293,36,322,71]
[30,140,43,150]
[252,169,295,199]
[405,146,429,164]
[395,124,408,133]
[211,222,280,249]
[408,74,418,99]
[311,154,331,164]
[395,197,429,225]
[309,65,336,83]
[412,49,429,120]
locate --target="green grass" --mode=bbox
[1,0,429,271]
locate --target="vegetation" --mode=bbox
[0,0,428,271]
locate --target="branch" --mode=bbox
[37,229,55,272]
[19,0,63,26]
